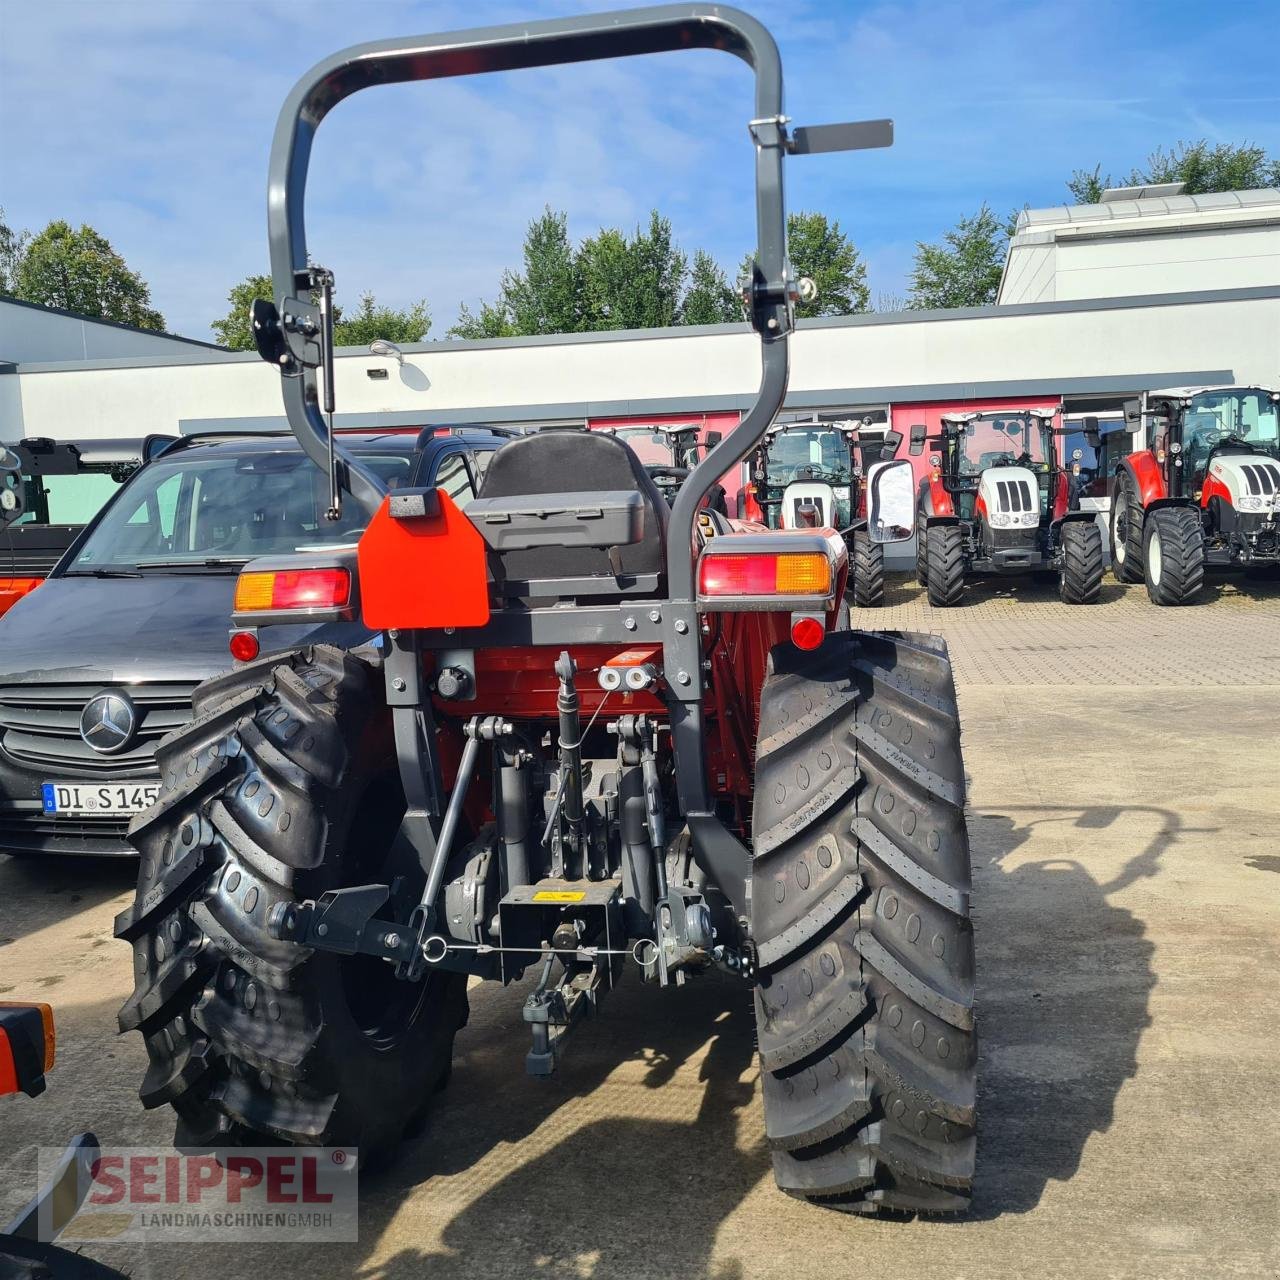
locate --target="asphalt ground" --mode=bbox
[2,570,1279,1279]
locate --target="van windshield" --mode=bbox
[65,447,413,572]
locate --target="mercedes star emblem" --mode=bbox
[80,691,139,755]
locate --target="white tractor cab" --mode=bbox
[742,417,890,606]
[916,406,1104,606]
[1111,385,1280,603]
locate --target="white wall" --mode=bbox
[1053,227,1280,302]
[4,290,1277,444]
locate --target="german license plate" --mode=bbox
[41,781,160,816]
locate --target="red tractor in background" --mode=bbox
[910,404,1103,607]
[1110,386,1280,605]
[112,5,978,1219]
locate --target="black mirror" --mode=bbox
[908,423,927,456]
[0,445,25,528]
[705,431,723,448]
[1082,415,1101,449]
[250,298,292,370]
[881,429,903,456]
[1122,399,1143,433]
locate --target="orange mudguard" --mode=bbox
[358,490,491,630]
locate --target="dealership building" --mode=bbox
[3,184,1278,445]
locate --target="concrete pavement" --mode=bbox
[2,573,1278,1279]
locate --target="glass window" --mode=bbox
[470,447,498,485]
[66,447,413,570]
[17,470,127,526]
[433,453,476,507]
[956,414,1051,476]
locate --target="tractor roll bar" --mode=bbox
[267,4,808,541]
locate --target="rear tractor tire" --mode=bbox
[1110,472,1144,583]
[913,513,927,586]
[115,645,467,1157]
[925,524,965,607]
[750,630,976,1217]
[1144,506,1205,606]
[1058,520,1104,604]
[850,527,886,608]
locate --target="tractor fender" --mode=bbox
[917,474,955,519]
[1121,451,1167,508]
[1200,470,1233,511]
[1051,510,1098,529]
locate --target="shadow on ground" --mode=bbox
[21,802,1177,1278]
[965,803,1183,1220]
[0,854,135,949]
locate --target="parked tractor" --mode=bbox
[609,422,729,514]
[115,6,976,1218]
[915,406,1104,606]
[743,419,889,607]
[1110,386,1280,604]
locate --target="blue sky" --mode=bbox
[3,0,1279,341]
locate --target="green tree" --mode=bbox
[212,273,429,349]
[739,211,869,318]
[907,204,1016,310]
[784,211,869,317]
[680,248,740,324]
[14,220,164,329]
[579,211,686,330]
[450,207,581,338]
[1068,140,1280,203]
[450,299,517,340]
[452,207,731,337]
[210,272,272,350]
[0,209,29,295]
[333,292,430,347]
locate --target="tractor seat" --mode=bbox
[476,428,668,581]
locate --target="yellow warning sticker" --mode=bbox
[532,890,587,903]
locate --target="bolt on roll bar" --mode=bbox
[253,2,891,555]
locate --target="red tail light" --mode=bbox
[235,567,351,612]
[698,551,831,598]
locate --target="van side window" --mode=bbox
[433,453,476,507]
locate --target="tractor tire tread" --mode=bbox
[752,629,976,1217]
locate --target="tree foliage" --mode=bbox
[450,206,740,337]
[333,292,430,347]
[738,211,869,319]
[10,219,164,329]
[211,272,430,350]
[579,212,686,330]
[783,211,869,317]
[680,249,740,324]
[210,273,272,350]
[0,209,30,296]
[907,204,1016,310]
[1068,140,1280,203]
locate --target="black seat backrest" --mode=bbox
[477,429,668,579]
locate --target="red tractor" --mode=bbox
[914,405,1104,607]
[114,6,976,1218]
[1110,386,1280,604]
